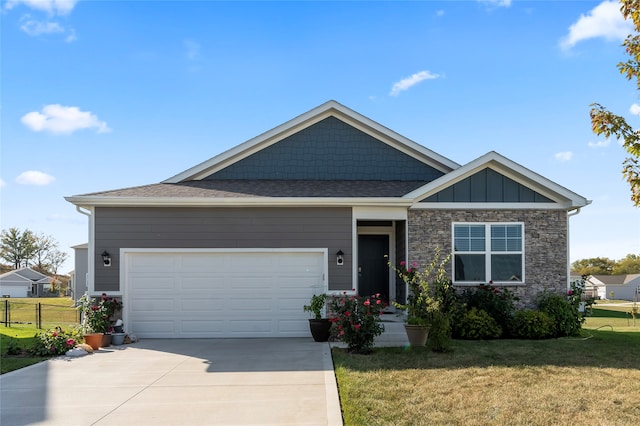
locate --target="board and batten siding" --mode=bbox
[94,207,353,292]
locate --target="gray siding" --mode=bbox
[206,117,444,181]
[73,247,88,300]
[423,168,553,203]
[94,207,353,292]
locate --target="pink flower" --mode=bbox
[364,299,371,306]
[400,261,406,267]
[101,293,107,300]
[345,311,351,317]
[52,331,58,337]
[339,330,345,336]
[376,299,381,305]
[354,324,361,330]
[375,293,380,298]
[67,339,75,346]
[568,290,574,295]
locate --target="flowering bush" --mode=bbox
[329,293,385,354]
[31,326,82,356]
[78,293,123,334]
[391,247,455,327]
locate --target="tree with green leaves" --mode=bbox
[0,228,69,276]
[613,253,640,274]
[590,0,640,206]
[572,253,640,275]
[0,227,36,269]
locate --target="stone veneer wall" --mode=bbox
[408,209,568,308]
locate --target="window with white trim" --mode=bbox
[453,223,524,283]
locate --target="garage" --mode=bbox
[123,249,327,338]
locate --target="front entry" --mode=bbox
[358,234,390,303]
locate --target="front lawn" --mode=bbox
[0,324,48,374]
[333,307,640,425]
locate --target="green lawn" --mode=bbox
[1,298,79,374]
[333,305,640,426]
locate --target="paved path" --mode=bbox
[0,338,342,426]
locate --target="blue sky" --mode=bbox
[1,0,638,273]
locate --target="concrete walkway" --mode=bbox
[0,338,343,426]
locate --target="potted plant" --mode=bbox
[303,293,331,342]
[77,293,123,350]
[391,247,454,348]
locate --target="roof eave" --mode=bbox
[64,196,415,208]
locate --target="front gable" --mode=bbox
[422,168,554,203]
[164,100,459,184]
[204,116,445,181]
[407,151,589,210]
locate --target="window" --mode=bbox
[453,223,524,283]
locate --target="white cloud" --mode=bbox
[4,0,79,16]
[560,1,632,50]
[479,0,512,7]
[390,70,440,97]
[630,103,640,116]
[19,15,64,36]
[554,151,574,162]
[436,10,445,17]
[16,170,56,186]
[588,139,611,148]
[21,104,111,135]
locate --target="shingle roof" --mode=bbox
[79,180,429,198]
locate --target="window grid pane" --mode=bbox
[454,225,485,252]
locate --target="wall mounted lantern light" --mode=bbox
[336,250,344,266]
[102,250,111,267]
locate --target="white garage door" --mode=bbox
[124,250,326,338]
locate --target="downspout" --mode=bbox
[75,206,94,295]
[567,207,582,292]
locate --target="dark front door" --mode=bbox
[358,234,389,303]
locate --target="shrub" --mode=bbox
[457,308,502,340]
[31,326,82,356]
[509,310,555,339]
[537,292,582,337]
[456,283,517,336]
[329,293,386,354]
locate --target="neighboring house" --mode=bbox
[68,243,88,301]
[65,100,590,339]
[587,274,640,301]
[0,267,53,297]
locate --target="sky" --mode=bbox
[1,0,639,275]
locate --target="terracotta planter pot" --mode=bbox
[101,334,112,348]
[404,324,430,347]
[83,333,103,350]
[309,319,332,342]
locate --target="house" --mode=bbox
[587,274,640,301]
[68,243,88,300]
[0,267,54,298]
[65,100,589,339]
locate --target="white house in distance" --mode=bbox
[586,274,640,301]
[0,267,53,298]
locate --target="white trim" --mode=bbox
[404,151,590,208]
[65,196,415,208]
[163,100,459,183]
[120,247,329,335]
[452,222,526,285]
[352,206,408,221]
[411,202,569,210]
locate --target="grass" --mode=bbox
[1,298,79,374]
[333,305,640,426]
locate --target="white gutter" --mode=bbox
[566,206,585,291]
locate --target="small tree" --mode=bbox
[590,0,640,206]
[0,228,36,269]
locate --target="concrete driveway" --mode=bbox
[0,338,343,426]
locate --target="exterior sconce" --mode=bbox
[336,250,344,266]
[102,250,111,267]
